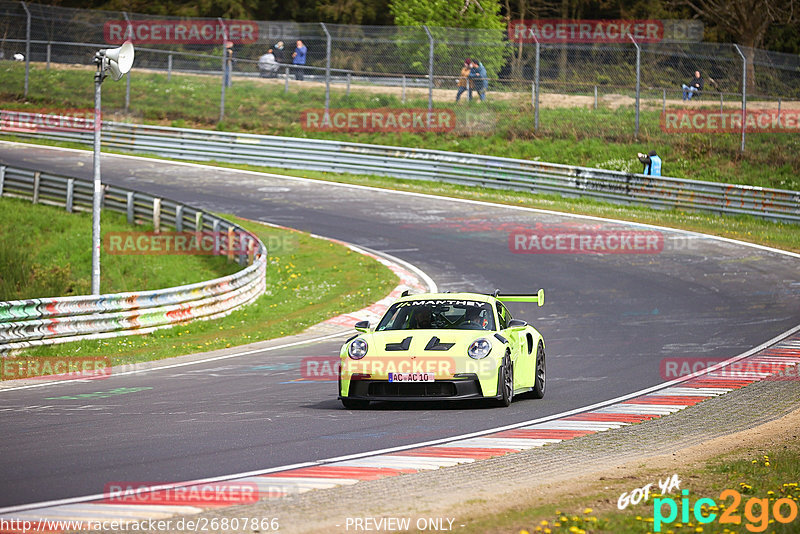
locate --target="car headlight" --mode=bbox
[468,338,492,359]
[348,338,368,360]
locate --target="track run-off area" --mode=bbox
[0,142,799,524]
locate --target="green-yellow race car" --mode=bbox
[338,290,546,409]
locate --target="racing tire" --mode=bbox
[495,355,514,407]
[341,398,370,410]
[531,342,546,399]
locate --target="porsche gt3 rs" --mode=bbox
[338,290,546,409]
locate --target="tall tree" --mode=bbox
[680,0,795,91]
[389,0,509,78]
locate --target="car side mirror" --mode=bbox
[354,320,370,333]
[508,319,528,330]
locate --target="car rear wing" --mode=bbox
[494,289,545,307]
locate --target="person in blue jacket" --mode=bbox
[469,59,488,102]
[637,150,662,176]
[292,40,307,81]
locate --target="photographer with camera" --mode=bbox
[637,150,662,176]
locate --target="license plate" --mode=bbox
[388,372,435,382]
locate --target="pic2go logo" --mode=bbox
[654,489,799,532]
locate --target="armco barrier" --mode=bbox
[0,163,267,352]
[3,116,798,222]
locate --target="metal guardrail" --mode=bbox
[4,118,798,223]
[0,163,267,352]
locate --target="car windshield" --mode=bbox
[376,300,495,331]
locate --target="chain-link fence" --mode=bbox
[2,1,800,152]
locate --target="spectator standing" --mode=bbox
[456,58,472,102]
[637,150,662,176]
[292,40,307,81]
[682,70,703,100]
[273,41,285,64]
[469,59,488,102]
[258,49,278,78]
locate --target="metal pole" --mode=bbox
[597,86,600,110]
[167,54,172,81]
[320,23,331,116]
[21,2,30,98]
[402,75,406,103]
[218,17,227,122]
[534,36,540,132]
[662,88,665,113]
[46,43,50,70]
[629,34,640,139]
[733,44,746,153]
[91,62,103,295]
[284,66,289,93]
[123,13,132,114]
[423,25,433,115]
[346,72,351,96]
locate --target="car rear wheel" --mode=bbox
[531,342,546,399]
[341,398,370,409]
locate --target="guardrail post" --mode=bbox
[238,233,248,265]
[46,43,51,70]
[167,54,172,82]
[175,204,184,232]
[126,192,134,224]
[247,238,255,265]
[401,75,406,103]
[346,72,351,96]
[153,198,161,233]
[284,66,289,93]
[662,89,666,113]
[66,178,74,213]
[195,211,203,231]
[0,166,5,197]
[32,171,40,204]
[227,226,235,262]
[212,219,220,254]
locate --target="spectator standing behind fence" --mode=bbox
[469,59,488,102]
[258,49,279,78]
[682,70,703,100]
[456,58,472,102]
[292,40,307,81]
[223,41,234,88]
[637,150,662,176]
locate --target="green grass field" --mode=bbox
[1,62,798,191]
[0,196,241,300]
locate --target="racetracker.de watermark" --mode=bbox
[103,481,260,505]
[0,109,97,134]
[1,357,111,381]
[661,357,800,381]
[301,109,456,133]
[104,20,258,44]
[510,228,665,254]
[509,19,663,43]
[661,109,800,133]
[103,231,274,255]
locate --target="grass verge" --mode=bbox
[1,62,798,190]
[0,196,240,300]
[453,440,800,534]
[4,211,398,370]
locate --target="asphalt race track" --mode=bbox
[1,143,799,508]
